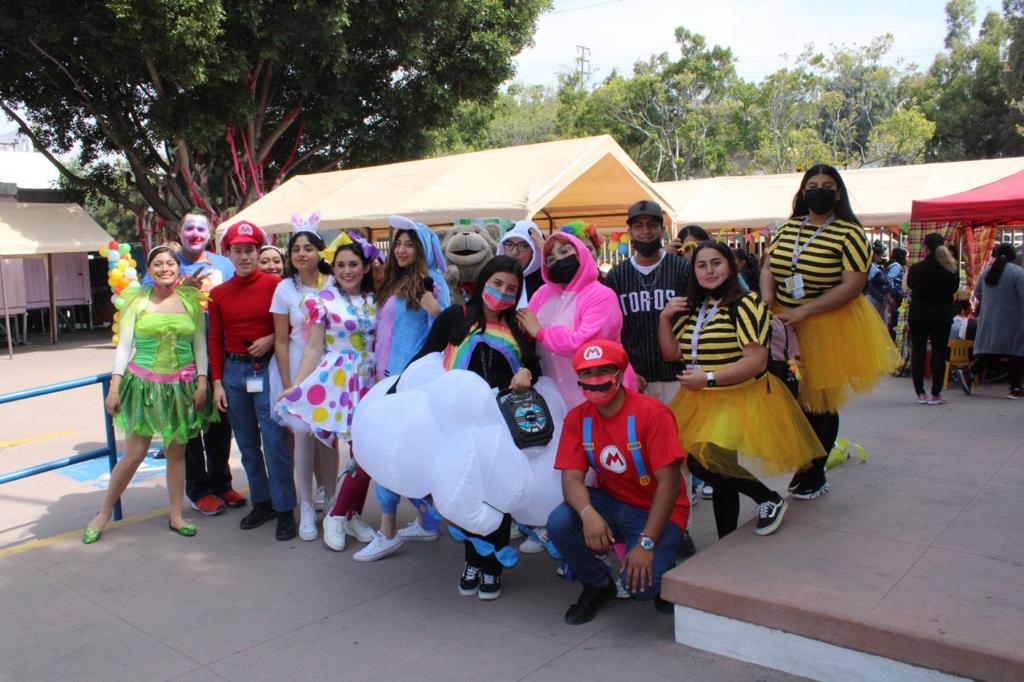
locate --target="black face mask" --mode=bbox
[632,238,662,258]
[705,282,731,300]
[548,255,580,284]
[804,187,837,215]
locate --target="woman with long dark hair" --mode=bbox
[412,255,541,599]
[761,164,898,500]
[907,233,959,405]
[659,242,822,538]
[271,213,335,542]
[968,243,1024,399]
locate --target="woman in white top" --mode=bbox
[271,211,335,541]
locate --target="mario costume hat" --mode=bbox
[219,220,269,250]
[572,340,629,373]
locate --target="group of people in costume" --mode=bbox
[83,163,897,625]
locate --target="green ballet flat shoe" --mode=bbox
[82,527,102,544]
[168,521,197,537]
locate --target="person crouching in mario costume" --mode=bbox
[547,340,689,624]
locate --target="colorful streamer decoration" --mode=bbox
[99,240,140,344]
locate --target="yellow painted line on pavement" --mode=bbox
[0,429,78,449]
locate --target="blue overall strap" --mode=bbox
[582,416,596,471]
[626,415,651,486]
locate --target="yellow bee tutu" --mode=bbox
[783,295,899,414]
[668,374,825,481]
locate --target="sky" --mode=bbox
[513,0,1004,86]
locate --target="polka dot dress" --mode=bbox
[275,288,376,448]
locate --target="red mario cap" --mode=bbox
[220,220,267,249]
[572,340,629,373]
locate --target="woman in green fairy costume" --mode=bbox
[83,245,219,543]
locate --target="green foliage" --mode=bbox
[0,0,547,224]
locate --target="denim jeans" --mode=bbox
[373,484,438,531]
[222,358,295,512]
[547,487,682,600]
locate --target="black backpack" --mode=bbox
[497,388,554,449]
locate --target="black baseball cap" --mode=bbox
[627,199,664,224]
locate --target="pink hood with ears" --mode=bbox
[527,233,635,406]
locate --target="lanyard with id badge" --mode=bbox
[688,299,722,370]
[785,216,834,300]
[242,338,265,393]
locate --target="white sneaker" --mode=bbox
[509,523,524,540]
[397,519,439,542]
[314,487,326,512]
[323,514,347,551]
[298,502,318,541]
[353,531,404,562]
[616,575,631,599]
[346,513,375,543]
[519,527,549,554]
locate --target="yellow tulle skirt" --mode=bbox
[784,295,899,414]
[668,374,825,480]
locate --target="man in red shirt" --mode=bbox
[548,340,688,624]
[209,221,297,541]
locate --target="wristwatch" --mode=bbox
[639,534,656,551]
[705,371,717,387]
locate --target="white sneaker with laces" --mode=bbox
[346,513,375,543]
[314,487,326,512]
[509,524,523,540]
[298,502,318,541]
[397,519,439,542]
[519,527,549,554]
[323,514,347,551]
[353,531,404,562]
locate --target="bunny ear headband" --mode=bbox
[323,231,382,265]
[291,209,322,236]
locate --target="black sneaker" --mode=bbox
[564,576,617,625]
[754,497,787,536]
[956,368,973,396]
[653,596,674,615]
[787,471,804,493]
[792,478,830,500]
[275,511,297,541]
[1008,387,1024,400]
[458,564,480,596]
[478,573,502,601]
[239,501,276,530]
[678,530,696,561]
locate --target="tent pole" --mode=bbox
[1,258,12,360]
[47,253,57,345]
[541,209,555,235]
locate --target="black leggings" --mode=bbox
[688,455,777,539]
[797,410,839,486]
[463,513,512,575]
[909,317,952,396]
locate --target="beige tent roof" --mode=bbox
[0,202,111,256]
[222,135,676,236]
[657,157,1024,230]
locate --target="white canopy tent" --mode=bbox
[0,202,112,358]
[220,135,677,237]
[656,157,1024,230]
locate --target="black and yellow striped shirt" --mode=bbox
[672,292,770,375]
[767,217,869,309]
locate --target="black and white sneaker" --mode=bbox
[458,564,480,596]
[787,472,804,493]
[792,479,830,500]
[754,497,787,536]
[956,369,973,396]
[478,573,502,600]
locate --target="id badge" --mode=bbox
[784,274,804,292]
[246,376,264,393]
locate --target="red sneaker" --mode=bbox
[191,495,226,516]
[217,489,248,508]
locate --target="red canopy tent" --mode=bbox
[910,169,1024,225]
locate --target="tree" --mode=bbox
[866,107,936,165]
[0,0,547,229]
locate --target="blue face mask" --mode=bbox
[482,285,516,311]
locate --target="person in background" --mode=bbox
[354,216,450,562]
[761,164,898,500]
[497,220,545,305]
[886,247,907,338]
[547,340,688,624]
[962,243,1024,399]
[906,233,959,405]
[865,241,891,316]
[734,247,760,292]
[209,221,298,541]
[84,246,217,543]
[258,245,285,276]
[670,224,711,261]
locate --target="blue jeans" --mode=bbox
[373,484,438,531]
[222,358,296,512]
[547,487,682,600]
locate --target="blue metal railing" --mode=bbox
[0,373,123,520]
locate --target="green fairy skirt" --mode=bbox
[114,362,219,445]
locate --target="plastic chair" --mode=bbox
[944,339,974,390]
